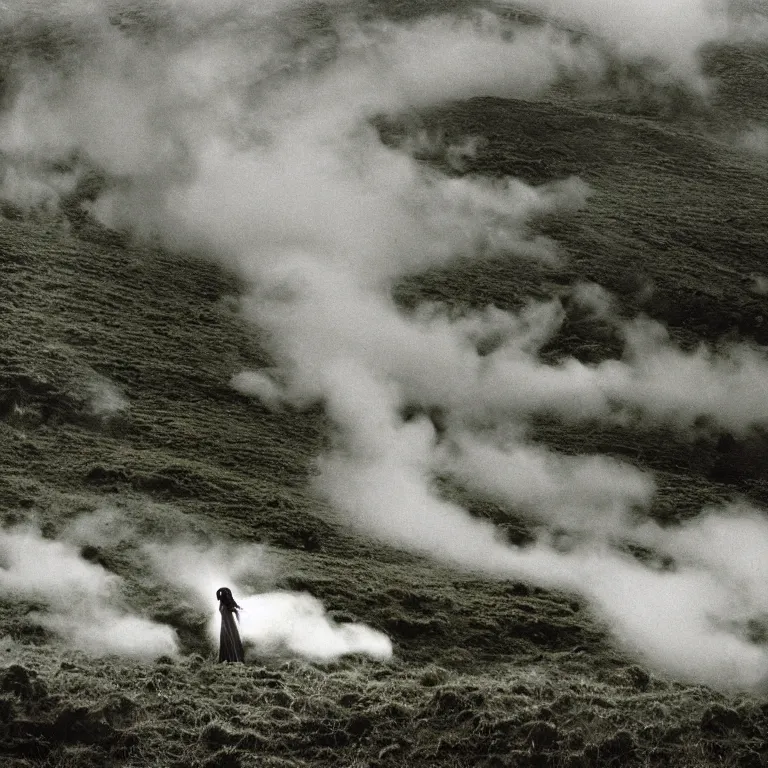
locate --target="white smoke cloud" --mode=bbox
[0,162,77,213]
[315,363,768,689]
[578,546,768,690]
[60,508,392,662]
[738,123,768,155]
[329,306,767,433]
[87,375,129,416]
[751,273,768,295]
[207,593,393,662]
[564,507,768,689]
[247,280,768,433]
[570,281,615,318]
[230,369,286,411]
[502,0,768,90]
[0,523,178,658]
[445,436,655,534]
[332,12,605,108]
[146,539,393,661]
[316,361,584,590]
[144,539,273,598]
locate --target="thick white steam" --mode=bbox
[0,523,177,658]
[147,540,393,661]
[738,123,768,155]
[315,363,768,689]
[53,508,393,662]
[87,375,129,416]
[446,436,655,534]
[207,593,393,662]
[503,0,766,89]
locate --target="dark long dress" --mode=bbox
[217,587,245,663]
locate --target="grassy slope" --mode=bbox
[1,21,768,768]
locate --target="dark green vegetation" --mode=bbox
[2,3,768,767]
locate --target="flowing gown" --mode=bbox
[218,603,245,663]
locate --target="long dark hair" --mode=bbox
[216,587,242,621]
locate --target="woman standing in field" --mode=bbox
[217,587,245,663]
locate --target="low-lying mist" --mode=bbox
[0,508,392,662]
